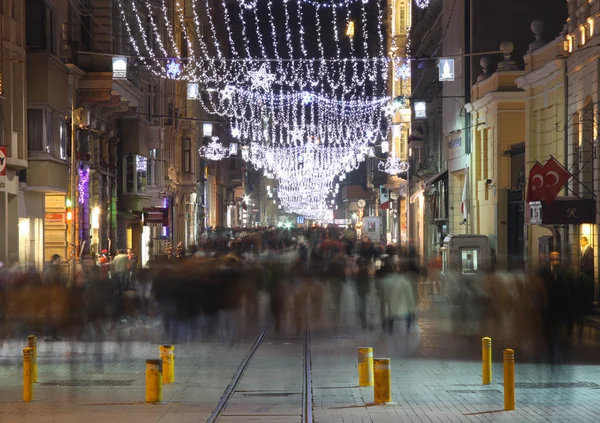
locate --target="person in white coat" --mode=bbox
[378,259,416,335]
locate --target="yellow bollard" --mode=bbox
[160,345,175,384]
[28,335,37,383]
[482,337,491,385]
[503,348,515,411]
[146,359,163,403]
[373,358,392,404]
[357,347,374,387]
[23,347,33,402]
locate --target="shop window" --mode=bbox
[460,248,479,274]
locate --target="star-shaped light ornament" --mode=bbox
[166,60,181,79]
[231,127,241,138]
[249,64,276,91]
[199,137,229,161]
[302,91,315,105]
[221,84,235,101]
[383,102,398,117]
[288,128,305,143]
[378,156,410,175]
[415,0,431,9]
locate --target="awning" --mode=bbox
[425,169,448,187]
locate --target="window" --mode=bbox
[460,249,479,274]
[398,3,406,35]
[26,0,55,54]
[148,149,158,187]
[137,155,147,193]
[182,138,191,173]
[27,109,44,151]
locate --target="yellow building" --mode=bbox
[515,29,568,271]
[465,43,526,269]
[385,0,412,245]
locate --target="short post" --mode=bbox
[28,335,37,383]
[160,345,175,384]
[373,358,391,404]
[357,347,374,387]
[23,347,33,402]
[503,348,515,411]
[482,337,491,385]
[145,359,163,403]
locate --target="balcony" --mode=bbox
[25,154,69,192]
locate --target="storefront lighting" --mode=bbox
[91,207,100,229]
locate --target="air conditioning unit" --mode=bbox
[73,107,90,127]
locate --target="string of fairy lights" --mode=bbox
[115,0,417,221]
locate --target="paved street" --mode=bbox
[1,284,600,422]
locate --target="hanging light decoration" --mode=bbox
[378,156,410,175]
[115,0,393,219]
[415,0,431,9]
[200,137,229,161]
[395,61,411,80]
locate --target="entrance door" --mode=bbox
[507,189,525,269]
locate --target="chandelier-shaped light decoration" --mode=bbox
[378,156,410,175]
[415,0,431,9]
[200,137,229,161]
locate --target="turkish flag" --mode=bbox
[543,157,572,205]
[527,162,546,202]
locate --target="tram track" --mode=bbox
[205,305,314,423]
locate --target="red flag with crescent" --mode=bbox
[527,162,546,202]
[543,157,572,205]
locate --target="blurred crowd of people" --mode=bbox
[0,227,597,364]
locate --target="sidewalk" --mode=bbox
[0,340,253,423]
[310,289,600,423]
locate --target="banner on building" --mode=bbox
[379,186,390,210]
